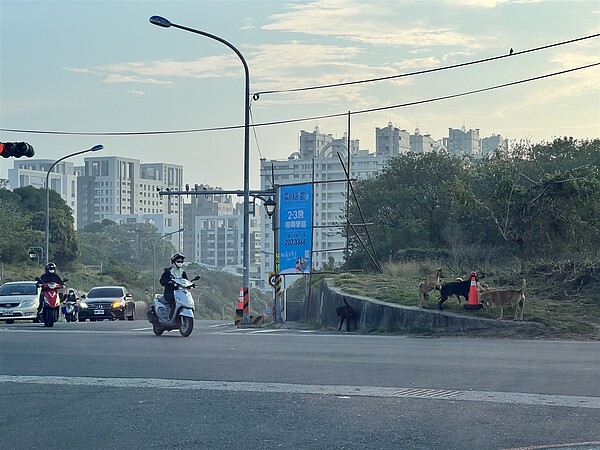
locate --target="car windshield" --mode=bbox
[87,288,124,298]
[0,283,37,296]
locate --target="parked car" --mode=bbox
[0,281,41,324]
[78,286,135,322]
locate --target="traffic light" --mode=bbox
[0,142,35,158]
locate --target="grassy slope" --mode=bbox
[326,261,600,340]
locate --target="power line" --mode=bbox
[251,33,600,99]
[1,62,598,136]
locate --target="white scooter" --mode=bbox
[148,276,199,337]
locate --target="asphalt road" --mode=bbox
[0,319,599,450]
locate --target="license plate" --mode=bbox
[94,310,104,315]
[2,310,13,316]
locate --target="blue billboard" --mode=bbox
[278,183,313,274]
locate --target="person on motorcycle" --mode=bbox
[36,262,65,315]
[61,288,78,317]
[159,253,189,319]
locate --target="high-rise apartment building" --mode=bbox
[182,187,262,284]
[76,156,184,247]
[376,122,411,156]
[410,127,435,153]
[260,127,389,283]
[444,126,481,156]
[481,134,509,155]
[8,160,79,228]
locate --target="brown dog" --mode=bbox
[478,279,526,320]
[418,268,444,308]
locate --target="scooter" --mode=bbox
[148,275,199,337]
[36,277,68,327]
[62,298,78,322]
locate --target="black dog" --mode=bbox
[438,277,476,310]
[336,297,357,331]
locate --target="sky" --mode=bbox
[1,0,599,191]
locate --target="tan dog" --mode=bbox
[478,279,526,320]
[418,268,444,308]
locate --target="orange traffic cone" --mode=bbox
[464,271,482,310]
[237,288,244,309]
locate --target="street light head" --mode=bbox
[90,144,104,152]
[150,15,172,28]
[264,197,276,218]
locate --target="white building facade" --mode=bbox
[8,160,79,228]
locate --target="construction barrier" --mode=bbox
[234,311,264,327]
[464,271,483,310]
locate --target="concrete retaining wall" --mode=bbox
[304,279,541,333]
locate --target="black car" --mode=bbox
[79,286,135,322]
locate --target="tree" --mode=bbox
[14,186,79,266]
[450,138,600,272]
[0,190,40,263]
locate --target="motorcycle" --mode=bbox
[62,296,78,322]
[35,277,68,327]
[147,275,199,337]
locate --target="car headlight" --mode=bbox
[21,299,36,307]
[112,300,123,308]
[79,301,88,308]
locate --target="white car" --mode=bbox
[0,281,41,324]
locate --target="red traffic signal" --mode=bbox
[0,142,35,158]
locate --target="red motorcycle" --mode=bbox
[36,278,67,327]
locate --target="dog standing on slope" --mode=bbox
[418,268,444,308]
[438,277,474,310]
[336,297,357,332]
[478,279,526,320]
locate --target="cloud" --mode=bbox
[263,0,484,48]
[240,17,254,30]
[103,74,172,85]
[127,90,145,97]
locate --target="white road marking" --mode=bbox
[0,375,598,409]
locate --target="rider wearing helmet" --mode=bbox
[36,262,65,314]
[159,253,189,318]
[61,288,78,317]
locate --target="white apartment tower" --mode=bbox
[8,160,79,228]
[444,126,481,156]
[260,127,388,283]
[375,122,411,156]
[410,127,435,153]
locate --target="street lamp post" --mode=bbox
[45,145,103,264]
[152,228,185,298]
[150,15,251,325]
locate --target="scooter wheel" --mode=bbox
[179,316,194,337]
[152,323,165,336]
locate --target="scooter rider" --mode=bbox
[159,253,188,319]
[36,262,65,315]
[61,288,78,317]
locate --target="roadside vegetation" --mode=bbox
[335,138,599,339]
[0,137,597,331]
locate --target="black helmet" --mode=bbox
[171,253,185,264]
[45,262,57,273]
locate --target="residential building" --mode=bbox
[76,156,183,248]
[8,160,79,228]
[259,127,389,286]
[375,122,410,156]
[410,127,435,153]
[481,134,509,155]
[443,126,481,156]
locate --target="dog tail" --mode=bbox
[343,296,350,307]
[520,278,526,294]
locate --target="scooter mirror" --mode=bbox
[192,275,201,281]
[63,278,69,283]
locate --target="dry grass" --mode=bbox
[328,262,600,340]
